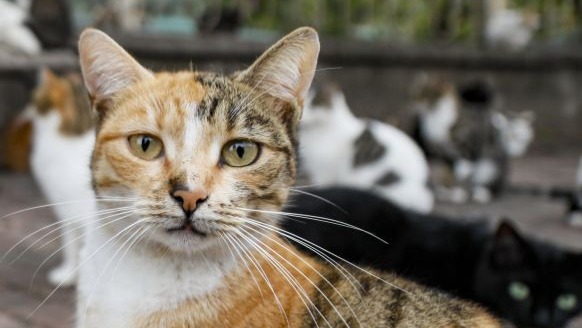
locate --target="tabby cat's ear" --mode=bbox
[78,29,153,112]
[236,27,319,109]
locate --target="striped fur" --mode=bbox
[77,28,501,327]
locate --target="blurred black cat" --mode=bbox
[284,187,582,327]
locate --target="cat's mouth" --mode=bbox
[166,220,207,237]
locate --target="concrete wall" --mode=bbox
[1,34,581,167]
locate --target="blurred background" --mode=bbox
[2,0,582,153]
[0,0,581,327]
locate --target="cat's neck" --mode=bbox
[137,234,324,327]
[80,219,323,327]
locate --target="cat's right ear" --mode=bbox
[78,29,153,116]
[235,27,319,121]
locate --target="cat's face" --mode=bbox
[475,222,582,328]
[492,111,534,157]
[412,75,456,108]
[79,28,319,253]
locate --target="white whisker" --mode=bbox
[237,207,388,244]
[225,233,291,328]
[232,229,327,328]
[288,188,349,216]
[1,206,133,263]
[0,198,136,220]
[80,225,151,327]
[27,217,150,319]
[237,227,355,327]
[28,211,137,287]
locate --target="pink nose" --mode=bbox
[172,187,208,215]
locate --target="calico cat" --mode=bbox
[75,27,500,327]
[284,187,582,328]
[300,83,434,213]
[19,69,96,286]
[411,77,534,203]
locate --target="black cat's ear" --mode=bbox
[490,220,532,269]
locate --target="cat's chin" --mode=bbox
[147,228,221,255]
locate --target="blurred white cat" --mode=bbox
[300,83,434,213]
[0,0,41,54]
[485,0,540,50]
[10,70,96,286]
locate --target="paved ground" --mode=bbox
[0,153,581,327]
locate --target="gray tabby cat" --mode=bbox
[411,77,534,203]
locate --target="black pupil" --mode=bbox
[141,137,151,152]
[235,144,245,158]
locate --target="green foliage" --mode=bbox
[70,0,582,44]
[242,0,581,43]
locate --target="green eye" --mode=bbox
[221,140,260,167]
[128,134,163,160]
[508,281,530,301]
[556,294,578,311]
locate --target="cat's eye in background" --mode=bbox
[128,134,164,160]
[508,281,530,301]
[556,293,578,311]
[221,140,260,167]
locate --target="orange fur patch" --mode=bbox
[138,235,324,328]
[3,119,33,172]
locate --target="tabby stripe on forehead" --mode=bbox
[206,97,221,120]
[241,113,273,132]
[193,73,220,88]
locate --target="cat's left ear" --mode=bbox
[236,27,319,119]
[78,28,153,115]
[490,219,533,269]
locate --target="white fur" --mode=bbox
[472,159,498,186]
[492,111,534,158]
[0,0,41,54]
[485,0,539,50]
[417,94,458,145]
[472,186,492,204]
[77,223,234,327]
[30,109,96,286]
[300,91,433,213]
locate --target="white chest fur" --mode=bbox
[31,111,95,203]
[77,224,235,327]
